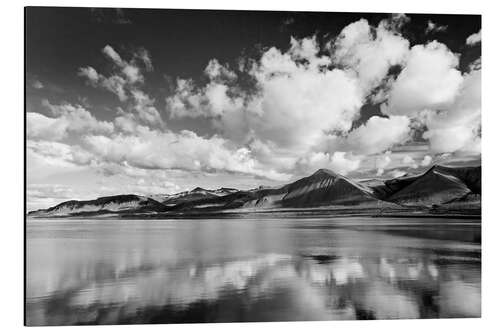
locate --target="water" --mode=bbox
[25,217,481,325]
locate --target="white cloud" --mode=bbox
[102,45,146,83]
[164,30,478,177]
[169,36,364,158]
[339,115,411,155]
[28,17,482,202]
[79,45,154,101]
[103,45,125,66]
[382,41,463,116]
[27,100,114,141]
[31,80,44,89]
[421,155,433,167]
[297,151,362,175]
[466,30,481,46]
[333,18,409,93]
[204,59,237,81]
[423,68,481,154]
[28,183,76,201]
[402,155,418,169]
[167,77,245,120]
[100,75,128,101]
[387,13,411,30]
[78,66,128,101]
[27,140,94,169]
[247,49,362,152]
[375,152,392,176]
[78,46,166,131]
[82,129,290,181]
[130,90,164,126]
[78,66,99,84]
[27,183,78,211]
[134,48,153,71]
[122,64,143,84]
[27,112,66,141]
[425,21,447,34]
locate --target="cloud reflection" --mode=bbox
[26,251,480,325]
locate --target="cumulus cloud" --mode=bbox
[466,30,481,46]
[425,21,447,34]
[168,36,365,164]
[339,115,411,155]
[375,152,392,176]
[78,66,128,101]
[31,80,44,89]
[402,155,418,169]
[82,129,290,181]
[421,155,432,167]
[377,35,480,156]
[28,140,94,168]
[78,66,99,83]
[204,59,237,81]
[332,18,409,94]
[79,45,153,100]
[163,24,479,177]
[130,90,164,126]
[382,41,463,116]
[175,37,363,152]
[27,100,114,141]
[297,151,362,175]
[78,46,166,131]
[164,23,446,178]
[103,45,125,66]
[422,68,481,154]
[167,78,243,119]
[247,45,362,151]
[134,48,153,71]
[29,114,290,191]
[28,15,482,203]
[102,45,153,83]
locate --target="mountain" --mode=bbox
[279,169,379,207]
[28,165,481,217]
[150,187,239,206]
[167,168,387,211]
[28,194,167,217]
[376,165,481,207]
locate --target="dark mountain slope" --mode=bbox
[28,194,167,217]
[169,169,382,211]
[151,187,239,206]
[431,165,481,193]
[384,166,475,207]
[279,169,379,207]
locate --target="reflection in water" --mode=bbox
[26,217,481,325]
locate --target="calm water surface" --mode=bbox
[26,217,481,325]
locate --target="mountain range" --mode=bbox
[28,164,481,218]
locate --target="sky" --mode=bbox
[25,7,481,210]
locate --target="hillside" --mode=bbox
[376,165,481,207]
[28,165,481,217]
[168,169,390,211]
[150,187,238,206]
[28,194,167,217]
[279,169,380,207]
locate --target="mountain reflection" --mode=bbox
[26,218,481,325]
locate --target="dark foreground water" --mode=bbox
[25,217,481,325]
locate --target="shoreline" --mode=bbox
[26,209,482,221]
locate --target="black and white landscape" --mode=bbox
[25,8,481,326]
[28,164,481,218]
